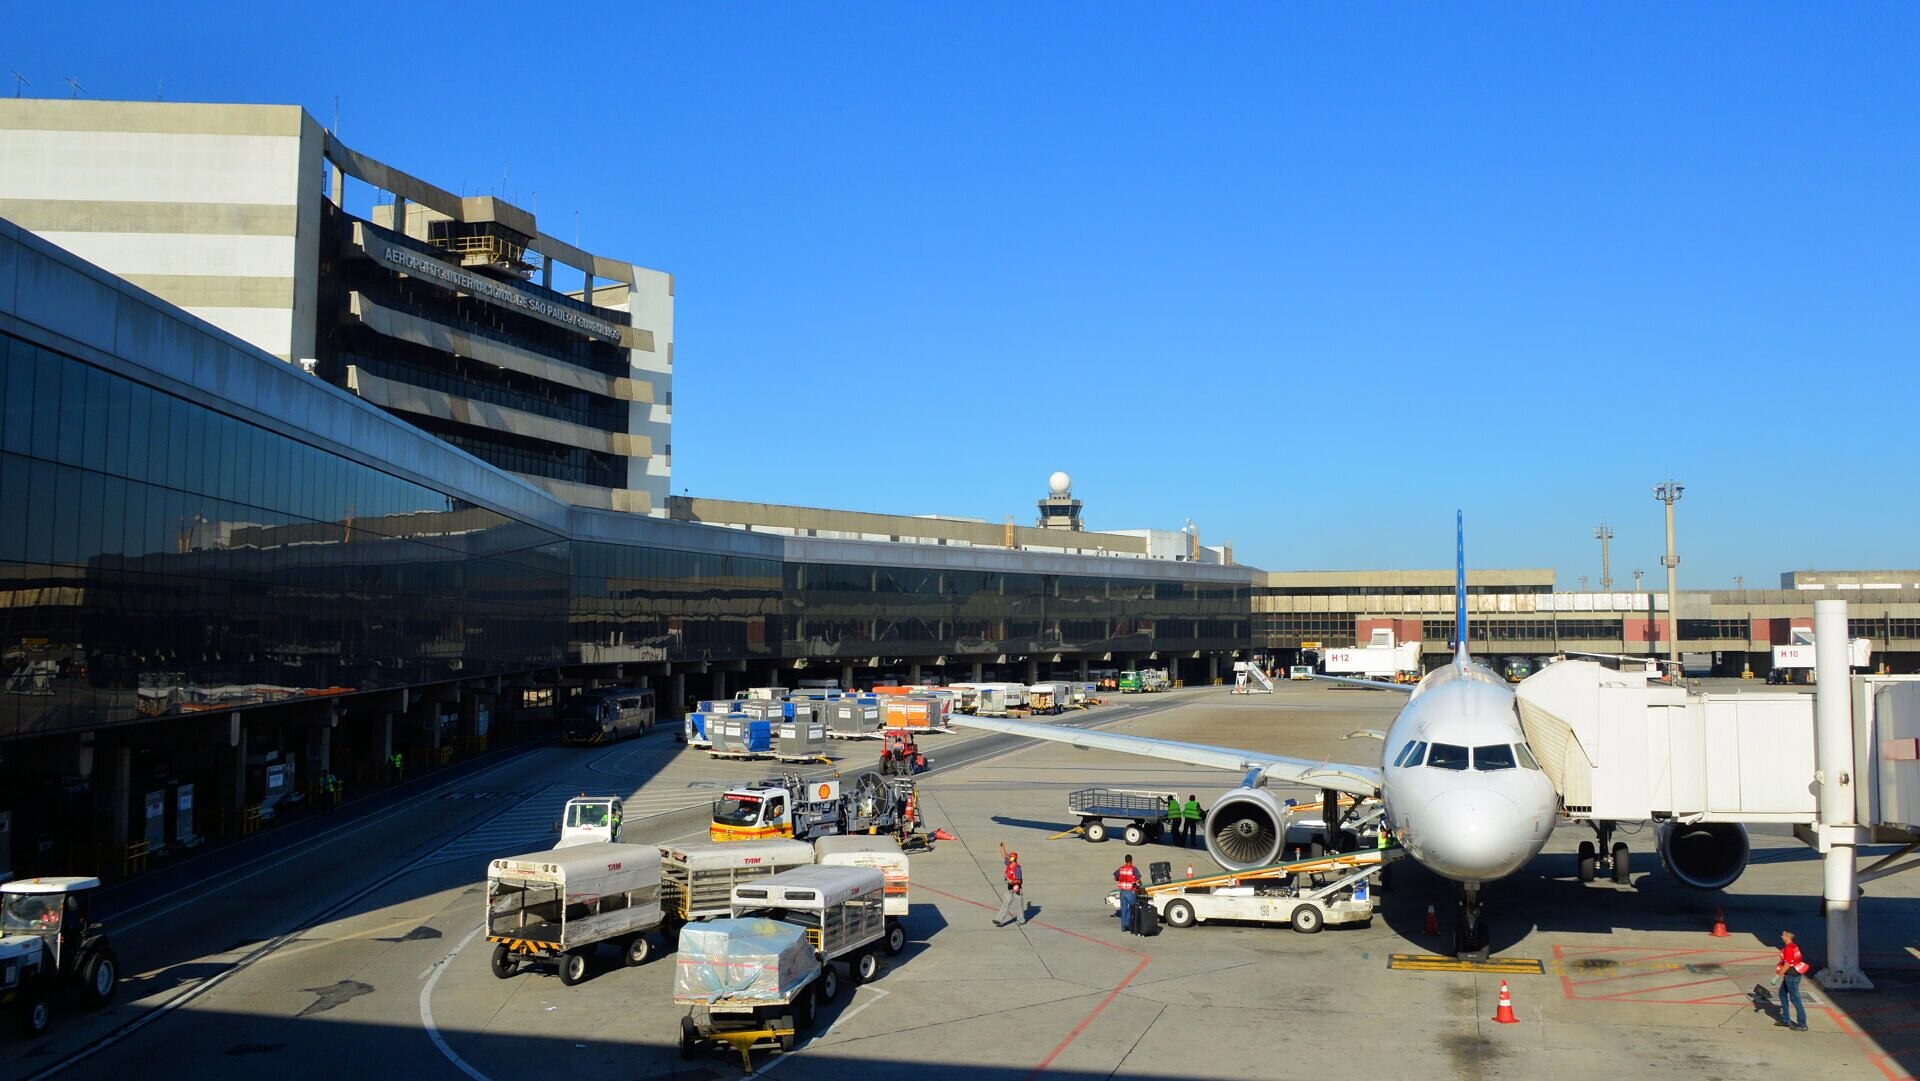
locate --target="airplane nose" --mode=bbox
[1419,788,1529,882]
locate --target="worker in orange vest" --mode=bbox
[995,843,1026,927]
[1114,854,1141,932]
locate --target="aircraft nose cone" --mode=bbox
[1419,788,1528,882]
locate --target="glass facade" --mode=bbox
[0,326,1249,743]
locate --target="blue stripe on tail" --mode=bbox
[1455,510,1468,668]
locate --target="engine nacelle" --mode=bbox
[1656,821,1751,890]
[1204,787,1289,870]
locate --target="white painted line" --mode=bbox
[419,922,493,1081]
[743,986,889,1079]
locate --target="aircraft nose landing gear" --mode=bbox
[1454,884,1490,961]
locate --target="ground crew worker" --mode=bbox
[1181,795,1203,849]
[995,843,1026,927]
[1114,854,1141,932]
[609,801,623,842]
[1164,795,1182,845]
[1774,929,1809,1030]
[321,771,340,812]
[390,752,405,781]
[1377,823,1391,850]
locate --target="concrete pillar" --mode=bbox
[381,713,394,762]
[909,662,922,685]
[110,744,132,851]
[319,725,332,774]
[1078,658,1089,681]
[1208,655,1219,684]
[712,668,729,700]
[231,721,249,813]
[670,671,686,718]
[841,663,855,691]
[1026,657,1039,684]
[1814,599,1872,988]
[970,661,984,683]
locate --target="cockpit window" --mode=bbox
[1391,740,1427,767]
[1514,742,1540,770]
[1473,744,1517,771]
[1427,743,1469,771]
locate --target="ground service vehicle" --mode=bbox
[674,917,819,1067]
[813,836,911,955]
[561,687,656,745]
[557,795,624,847]
[1069,788,1179,845]
[879,729,927,776]
[0,877,119,1037]
[1119,850,1394,933]
[486,842,664,985]
[658,840,814,930]
[1290,665,1315,680]
[710,772,914,843]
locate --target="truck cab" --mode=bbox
[711,782,805,842]
[1,877,118,1037]
[557,795,624,847]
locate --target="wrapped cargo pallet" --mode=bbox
[672,917,815,1004]
[825,699,883,737]
[776,719,827,760]
[882,698,936,729]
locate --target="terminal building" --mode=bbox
[0,215,1249,877]
[0,99,671,514]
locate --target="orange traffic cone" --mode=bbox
[1423,904,1439,936]
[1492,980,1518,1024]
[1710,906,1728,938]
[932,828,957,841]
[1186,864,1194,879]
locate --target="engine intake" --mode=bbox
[1656,821,1750,890]
[1204,787,1289,870]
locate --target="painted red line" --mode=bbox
[919,883,1151,1078]
[1568,965,1693,988]
[1581,976,1738,1001]
[1854,999,1920,1018]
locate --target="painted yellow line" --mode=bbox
[1388,954,1546,974]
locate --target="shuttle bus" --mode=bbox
[562,687,656,745]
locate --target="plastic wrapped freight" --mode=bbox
[825,700,882,736]
[672,918,814,1004]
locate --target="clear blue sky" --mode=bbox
[10,5,1918,586]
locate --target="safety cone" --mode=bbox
[1492,981,1518,1024]
[932,828,957,841]
[1423,904,1439,936]
[1186,864,1194,879]
[1710,907,1729,938]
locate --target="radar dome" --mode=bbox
[1047,471,1072,495]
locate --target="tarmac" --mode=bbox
[5,680,1917,1081]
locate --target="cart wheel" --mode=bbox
[795,987,816,1031]
[79,948,118,1007]
[490,944,517,979]
[853,950,880,983]
[818,964,840,1002]
[559,950,590,986]
[1123,824,1146,846]
[885,920,907,956]
[1163,899,1196,928]
[16,990,50,1039]
[679,1016,699,1059]
[778,1017,797,1053]
[1083,820,1107,843]
[1611,842,1632,885]
[624,934,653,967]
[1292,904,1324,934]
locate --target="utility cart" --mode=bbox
[1068,787,1179,845]
[486,842,664,985]
[674,917,820,1069]
[657,839,815,934]
[0,877,119,1038]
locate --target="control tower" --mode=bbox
[1036,471,1084,531]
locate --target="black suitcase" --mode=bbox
[1136,900,1161,937]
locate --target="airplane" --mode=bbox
[951,513,1751,958]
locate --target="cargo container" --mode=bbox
[824,698,884,739]
[776,719,828,762]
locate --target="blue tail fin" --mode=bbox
[1455,510,1468,668]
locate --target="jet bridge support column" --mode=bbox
[1815,599,1872,989]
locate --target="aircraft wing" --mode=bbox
[948,714,1383,797]
[1310,674,1416,693]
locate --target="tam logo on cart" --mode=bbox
[744,857,763,864]
[606,863,622,872]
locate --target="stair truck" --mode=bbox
[813,835,911,954]
[657,839,815,937]
[676,865,889,1068]
[485,841,665,985]
[709,772,916,843]
[1111,849,1400,934]
[0,877,119,1038]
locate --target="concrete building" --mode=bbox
[0,98,671,514]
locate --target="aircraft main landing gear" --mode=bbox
[1578,822,1633,886]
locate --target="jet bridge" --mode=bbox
[1515,600,1920,990]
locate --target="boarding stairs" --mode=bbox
[1233,662,1275,695]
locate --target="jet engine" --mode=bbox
[1656,821,1750,890]
[1203,787,1289,870]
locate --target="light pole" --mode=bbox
[1633,569,1644,591]
[1594,524,1614,592]
[1654,481,1684,674]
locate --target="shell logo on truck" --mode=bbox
[818,784,833,800]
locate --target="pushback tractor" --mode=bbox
[0,877,119,1038]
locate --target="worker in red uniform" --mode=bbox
[994,843,1026,927]
[1114,854,1141,932]
[1774,929,1810,1030]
